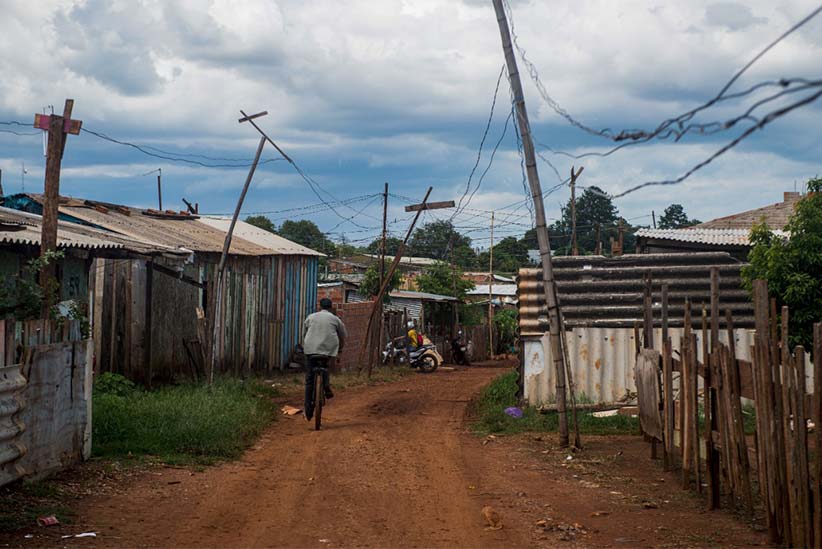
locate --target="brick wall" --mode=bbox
[318,284,344,307]
[334,300,374,371]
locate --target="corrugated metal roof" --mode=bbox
[14,194,318,257]
[198,217,324,256]
[0,206,186,256]
[389,290,459,302]
[518,252,753,335]
[698,191,802,230]
[467,284,518,296]
[636,227,788,246]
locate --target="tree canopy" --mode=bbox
[359,261,402,301]
[245,215,277,233]
[366,236,403,256]
[742,177,822,347]
[278,219,336,254]
[409,220,476,269]
[477,236,529,273]
[658,204,701,229]
[415,262,475,300]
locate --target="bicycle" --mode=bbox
[307,357,330,431]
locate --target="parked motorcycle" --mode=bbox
[381,337,442,373]
[450,330,471,366]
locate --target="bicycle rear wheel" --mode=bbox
[314,373,324,431]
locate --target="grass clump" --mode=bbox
[472,370,640,436]
[0,480,75,532]
[92,373,277,465]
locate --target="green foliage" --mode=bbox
[409,220,476,269]
[92,378,277,464]
[472,371,639,436]
[493,309,518,353]
[0,480,76,532]
[657,204,701,229]
[366,236,403,256]
[0,250,64,320]
[741,178,822,347]
[477,236,529,273]
[459,303,485,326]
[415,262,475,299]
[359,261,402,300]
[94,372,137,397]
[245,215,277,233]
[278,219,336,254]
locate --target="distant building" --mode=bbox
[636,192,801,260]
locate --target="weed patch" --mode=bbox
[0,480,76,532]
[472,370,640,436]
[92,376,277,465]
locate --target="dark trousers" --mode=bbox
[304,355,331,419]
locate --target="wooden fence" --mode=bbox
[635,271,821,546]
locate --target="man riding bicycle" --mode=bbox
[302,298,347,421]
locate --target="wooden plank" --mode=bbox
[813,323,822,549]
[706,268,720,510]
[662,285,674,471]
[753,281,779,542]
[779,307,795,546]
[682,301,692,490]
[793,346,812,548]
[643,272,653,350]
[404,200,455,212]
[727,310,753,511]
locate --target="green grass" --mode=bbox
[92,375,278,465]
[472,370,640,436]
[0,480,76,532]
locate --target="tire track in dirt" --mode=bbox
[66,367,523,548]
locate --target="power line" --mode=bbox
[453,64,506,218]
[504,0,822,144]
[80,127,286,168]
[610,88,822,198]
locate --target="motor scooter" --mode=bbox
[450,330,471,366]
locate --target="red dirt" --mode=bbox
[6,366,769,548]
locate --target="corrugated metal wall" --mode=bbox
[518,252,753,335]
[95,254,319,383]
[523,327,813,405]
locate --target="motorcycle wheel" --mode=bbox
[419,353,438,373]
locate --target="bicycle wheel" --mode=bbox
[314,372,324,431]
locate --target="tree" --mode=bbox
[245,215,276,233]
[549,185,619,255]
[359,261,402,300]
[658,204,701,229]
[409,220,476,269]
[366,236,403,256]
[278,219,335,254]
[477,236,529,273]
[415,262,475,299]
[742,177,822,347]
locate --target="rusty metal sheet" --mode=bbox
[0,206,185,256]
[198,217,324,256]
[517,252,753,336]
[0,361,27,487]
[635,349,662,440]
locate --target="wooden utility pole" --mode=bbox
[376,182,389,370]
[651,210,656,229]
[488,211,495,356]
[209,110,268,382]
[595,223,602,255]
[34,99,82,308]
[362,187,447,376]
[569,166,583,256]
[157,168,163,211]
[493,0,570,446]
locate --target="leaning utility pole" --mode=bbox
[209,110,268,383]
[492,0,570,446]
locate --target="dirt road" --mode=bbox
[17,366,767,548]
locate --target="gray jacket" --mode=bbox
[303,310,347,357]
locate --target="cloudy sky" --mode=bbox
[1,0,820,248]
